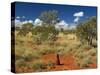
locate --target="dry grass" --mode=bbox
[15,31,97,72]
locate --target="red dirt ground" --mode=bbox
[16,53,97,73]
[41,54,79,70]
[41,53,97,70]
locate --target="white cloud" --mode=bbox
[15,19,20,24]
[16,16,25,19]
[12,19,21,27]
[55,20,69,30]
[56,20,68,26]
[13,19,33,28]
[16,16,20,19]
[21,20,33,24]
[73,11,84,17]
[73,11,84,23]
[74,17,79,22]
[34,18,43,26]
[21,21,28,24]
[28,20,33,23]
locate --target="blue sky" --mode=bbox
[13,2,97,28]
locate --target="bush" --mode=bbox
[39,48,56,55]
[31,60,46,71]
[47,61,55,68]
[80,44,92,50]
[75,53,93,68]
[15,59,27,67]
[21,50,40,61]
[88,48,97,56]
[76,16,97,46]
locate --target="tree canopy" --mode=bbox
[18,23,33,36]
[39,10,58,25]
[76,16,97,46]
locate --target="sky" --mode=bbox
[12,2,97,29]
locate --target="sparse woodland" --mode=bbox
[12,10,97,73]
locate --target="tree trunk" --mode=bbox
[56,54,61,65]
[89,38,92,45]
[88,37,92,46]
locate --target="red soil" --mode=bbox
[41,54,79,70]
[89,63,97,68]
[16,53,97,73]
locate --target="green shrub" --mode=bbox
[39,48,56,55]
[47,61,55,68]
[31,60,46,71]
[88,48,97,56]
[81,44,92,50]
[15,59,27,67]
[76,55,93,68]
[21,51,40,61]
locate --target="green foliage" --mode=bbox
[15,45,40,61]
[16,59,27,67]
[31,60,46,71]
[18,23,33,36]
[63,29,76,34]
[33,34,42,45]
[76,56,92,68]
[47,61,55,70]
[73,43,97,68]
[47,61,55,67]
[39,10,58,24]
[32,25,59,44]
[39,48,56,55]
[15,27,21,31]
[20,50,40,61]
[76,16,97,46]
